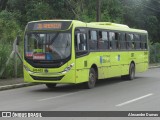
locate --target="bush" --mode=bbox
[0,11,21,44]
[0,41,23,79]
[0,10,23,79]
[149,42,160,63]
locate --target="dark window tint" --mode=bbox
[89,30,97,50]
[109,32,119,50]
[127,33,134,49]
[75,33,87,51]
[141,35,148,49]
[115,33,120,49]
[134,34,141,49]
[119,33,126,50]
[98,31,109,50]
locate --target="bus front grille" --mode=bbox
[30,75,64,81]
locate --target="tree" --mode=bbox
[0,10,20,43]
[0,0,8,11]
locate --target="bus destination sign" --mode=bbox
[27,21,72,31]
[37,23,62,29]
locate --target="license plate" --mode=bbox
[33,68,43,73]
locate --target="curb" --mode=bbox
[149,65,160,69]
[0,83,39,91]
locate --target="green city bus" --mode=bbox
[23,20,148,89]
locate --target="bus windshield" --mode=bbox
[24,32,71,61]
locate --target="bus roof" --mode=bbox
[27,20,147,34]
[28,19,73,23]
[86,22,147,34]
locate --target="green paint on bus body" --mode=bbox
[23,20,148,87]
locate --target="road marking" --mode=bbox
[38,91,83,101]
[116,93,153,107]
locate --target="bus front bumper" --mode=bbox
[23,68,76,84]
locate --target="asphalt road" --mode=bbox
[0,68,160,119]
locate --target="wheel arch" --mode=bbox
[130,61,136,70]
[91,64,98,79]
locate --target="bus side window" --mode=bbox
[75,33,87,51]
[134,34,141,50]
[102,31,109,50]
[127,33,134,49]
[109,32,120,50]
[119,33,126,50]
[98,31,102,50]
[141,35,148,50]
[89,30,97,50]
[98,31,109,50]
[109,32,116,50]
[115,32,120,49]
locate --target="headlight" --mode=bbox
[23,65,30,72]
[63,63,74,72]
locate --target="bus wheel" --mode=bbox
[121,63,135,80]
[84,68,97,89]
[46,83,57,89]
[127,63,135,80]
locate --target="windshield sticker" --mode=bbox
[33,53,45,60]
[26,52,33,58]
[46,53,53,60]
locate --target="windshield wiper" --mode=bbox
[49,33,59,44]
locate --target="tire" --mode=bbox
[127,63,135,80]
[121,63,135,80]
[84,68,97,89]
[46,83,57,89]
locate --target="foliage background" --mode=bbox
[0,0,160,78]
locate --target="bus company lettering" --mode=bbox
[100,55,110,64]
